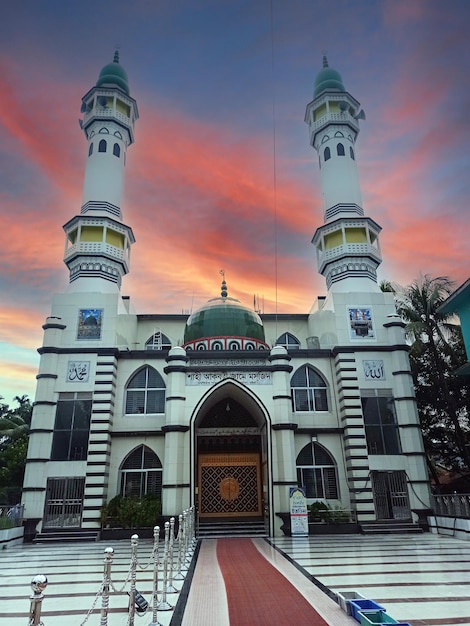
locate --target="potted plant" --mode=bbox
[100,494,162,539]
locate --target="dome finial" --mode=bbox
[322,51,329,68]
[113,49,120,64]
[219,269,228,298]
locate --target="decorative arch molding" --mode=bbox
[191,378,273,530]
[119,444,163,499]
[124,365,165,415]
[190,379,271,431]
[290,364,329,412]
[296,441,339,499]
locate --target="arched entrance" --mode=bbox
[193,382,270,528]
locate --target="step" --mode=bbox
[34,530,99,543]
[198,520,267,538]
[360,521,423,535]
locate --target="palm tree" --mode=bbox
[0,396,32,442]
[394,275,470,474]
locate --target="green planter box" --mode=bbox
[360,610,397,625]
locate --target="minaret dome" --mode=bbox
[313,55,345,97]
[96,50,130,95]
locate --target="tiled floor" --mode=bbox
[270,533,470,626]
[1,532,469,625]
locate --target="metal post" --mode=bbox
[156,522,173,611]
[100,547,114,626]
[128,534,139,626]
[148,526,162,626]
[184,509,193,566]
[166,517,177,593]
[173,514,185,580]
[190,505,196,547]
[28,575,48,626]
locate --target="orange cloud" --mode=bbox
[0,56,83,200]
[0,307,45,350]
[0,360,38,403]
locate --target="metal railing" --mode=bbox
[0,504,24,528]
[432,494,470,518]
[25,506,197,626]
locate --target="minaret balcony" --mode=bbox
[308,112,359,145]
[83,106,132,128]
[64,241,129,263]
[317,242,381,270]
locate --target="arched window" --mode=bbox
[120,445,162,498]
[296,442,338,499]
[98,139,107,153]
[291,365,328,412]
[125,366,165,414]
[229,340,241,350]
[145,332,171,350]
[350,147,355,160]
[337,143,345,156]
[88,143,94,157]
[324,147,331,162]
[113,143,120,158]
[276,332,301,350]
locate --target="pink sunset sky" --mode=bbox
[1,0,469,402]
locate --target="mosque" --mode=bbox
[22,53,431,537]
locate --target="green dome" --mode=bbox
[96,51,130,95]
[314,56,345,98]
[184,297,266,343]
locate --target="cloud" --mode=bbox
[0,308,44,350]
[0,56,83,200]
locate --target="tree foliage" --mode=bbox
[394,275,470,487]
[0,395,32,503]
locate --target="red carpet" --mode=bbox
[216,539,329,626]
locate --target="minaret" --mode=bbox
[63,51,138,292]
[305,56,382,292]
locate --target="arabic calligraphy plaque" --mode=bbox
[67,361,90,383]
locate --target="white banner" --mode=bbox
[290,487,309,537]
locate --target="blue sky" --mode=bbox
[1,0,469,401]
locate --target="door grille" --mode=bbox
[43,477,85,528]
[372,471,410,520]
[199,453,261,517]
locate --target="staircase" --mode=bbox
[197,518,267,539]
[360,520,423,535]
[33,528,99,543]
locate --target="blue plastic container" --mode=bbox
[349,599,387,623]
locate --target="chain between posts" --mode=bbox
[25,504,198,626]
